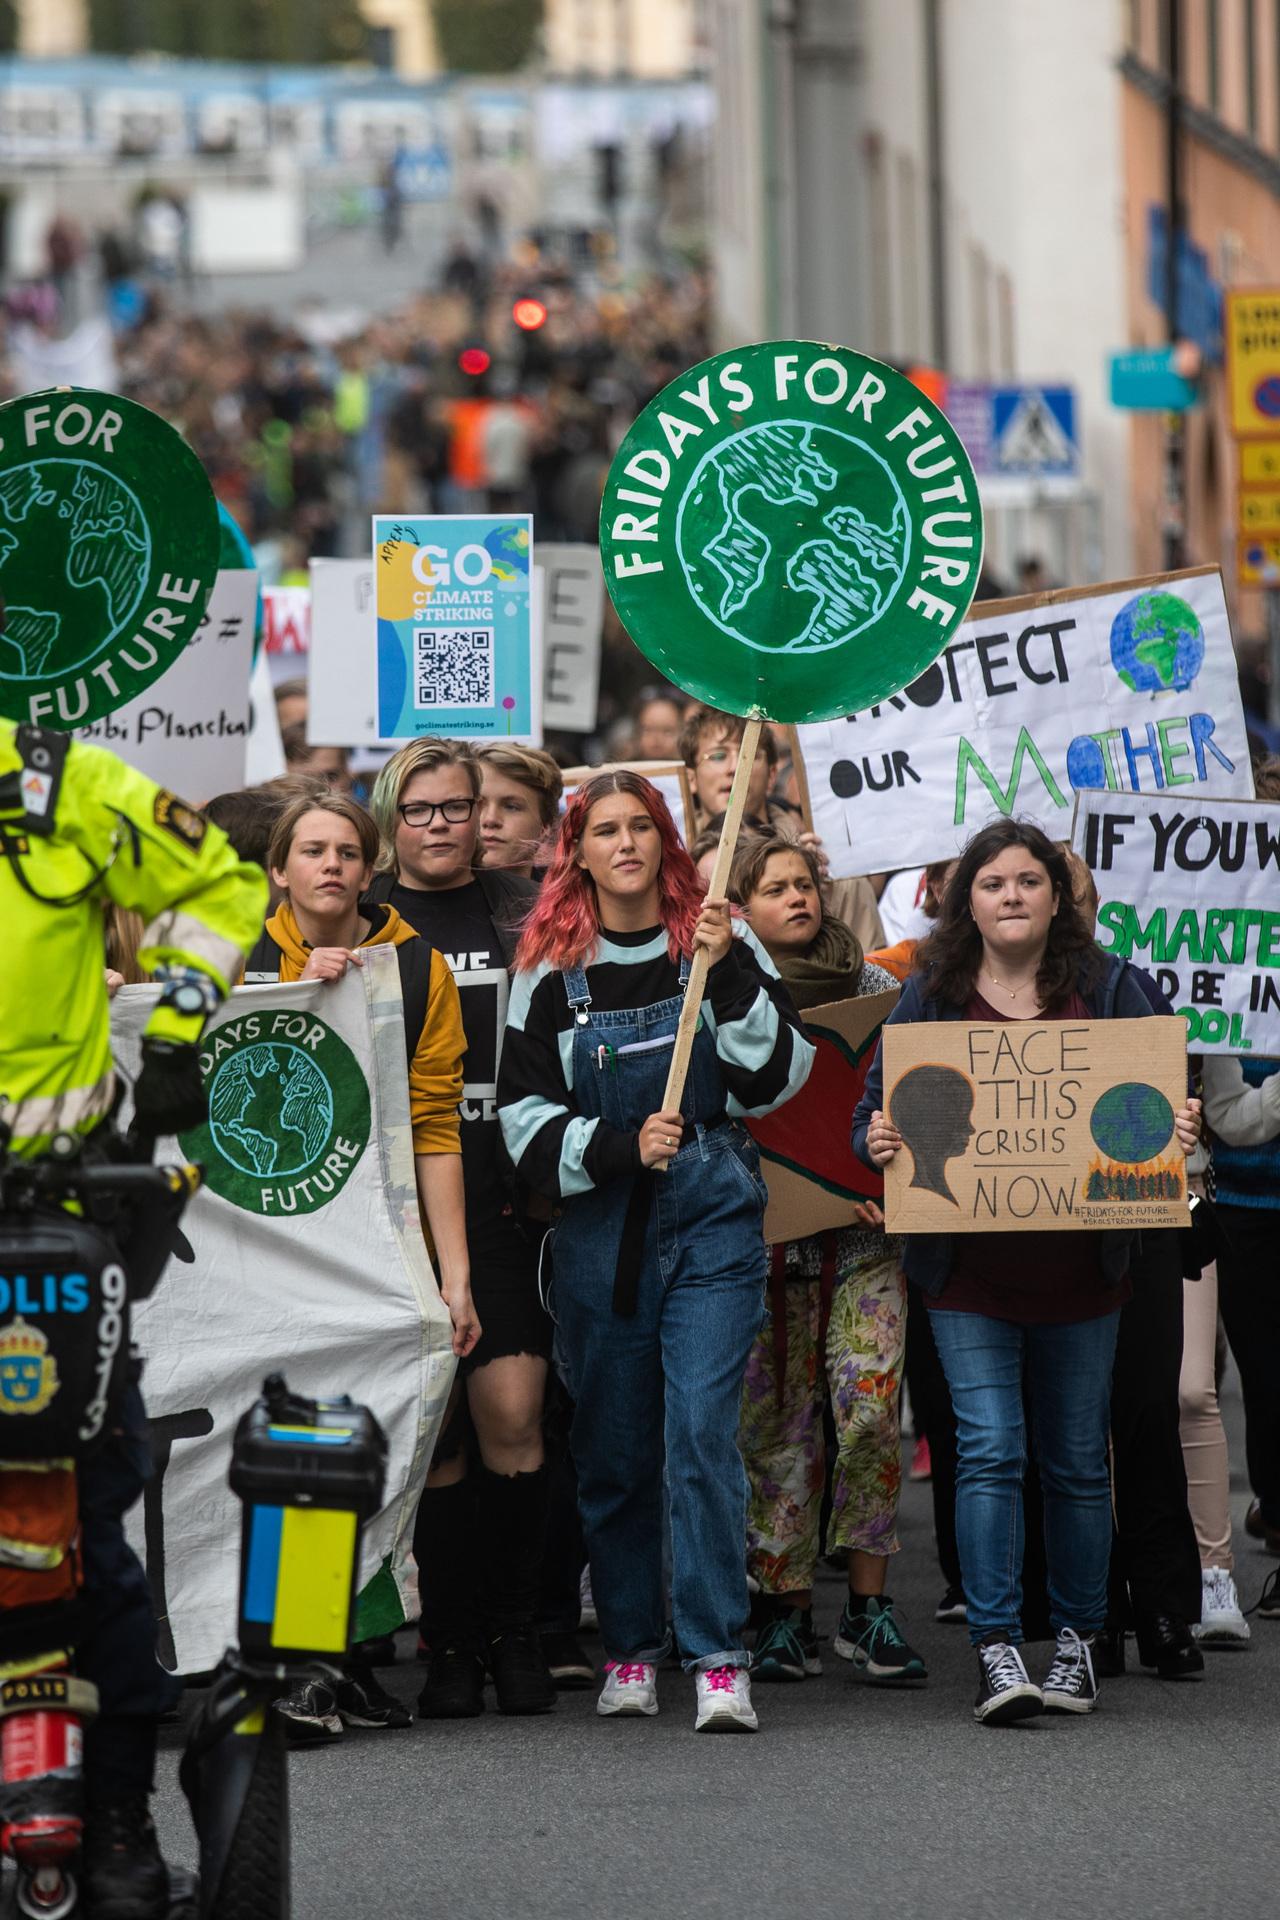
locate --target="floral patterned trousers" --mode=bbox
[741,1243,907,1595]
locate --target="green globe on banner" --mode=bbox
[0,387,219,727]
[599,341,984,723]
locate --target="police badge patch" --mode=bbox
[154,789,207,849]
[0,1316,60,1415]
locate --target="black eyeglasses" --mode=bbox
[397,797,477,828]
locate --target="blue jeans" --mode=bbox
[553,1126,766,1673]
[929,1308,1120,1645]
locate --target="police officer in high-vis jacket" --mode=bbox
[0,718,266,1917]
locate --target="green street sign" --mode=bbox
[0,387,219,728]
[600,341,984,723]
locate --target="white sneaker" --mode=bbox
[694,1664,758,1733]
[1194,1566,1251,1648]
[596,1661,658,1717]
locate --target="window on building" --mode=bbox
[1244,0,1258,136]
[1206,0,1220,111]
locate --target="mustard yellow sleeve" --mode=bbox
[408,949,466,1154]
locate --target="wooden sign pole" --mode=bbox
[654,712,764,1169]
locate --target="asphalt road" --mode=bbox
[153,1375,1278,1920]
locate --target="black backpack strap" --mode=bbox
[243,928,284,982]
[395,938,432,1063]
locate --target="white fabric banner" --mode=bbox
[1072,790,1280,1056]
[798,567,1254,877]
[72,571,257,803]
[112,952,455,1677]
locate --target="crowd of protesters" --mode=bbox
[144,669,1278,1737]
[17,234,1276,1737]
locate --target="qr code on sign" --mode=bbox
[414,627,494,708]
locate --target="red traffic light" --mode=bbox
[512,298,548,332]
[458,347,491,376]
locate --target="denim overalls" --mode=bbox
[551,955,768,1673]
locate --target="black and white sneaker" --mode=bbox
[274,1676,344,1743]
[1041,1629,1099,1714]
[973,1638,1043,1726]
[935,1585,968,1624]
[333,1665,412,1729]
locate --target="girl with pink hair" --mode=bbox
[498,773,813,1734]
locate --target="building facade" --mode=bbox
[1121,0,1280,642]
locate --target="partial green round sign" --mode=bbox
[180,1007,371,1217]
[0,387,219,728]
[599,341,984,723]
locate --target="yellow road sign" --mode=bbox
[1239,440,1280,485]
[1238,489,1280,534]
[1226,290,1280,436]
[1238,533,1280,584]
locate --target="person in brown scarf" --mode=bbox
[730,836,926,1689]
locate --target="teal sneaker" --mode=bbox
[833,1595,927,1683]
[752,1608,823,1681]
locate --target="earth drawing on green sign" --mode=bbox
[181,1008,370,1216]
[680,422,908,654]
[0,461,150,683]
[600,342,983,724]
[0,388,219,729]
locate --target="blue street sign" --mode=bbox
[1108,348,1199,411]
[393,143,452,203]
[947,383,1079,478]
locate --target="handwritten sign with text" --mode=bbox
[1073,790,1280,1057]
[882,1017,1189,1233]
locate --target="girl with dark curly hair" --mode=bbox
[853,819,1202,1727]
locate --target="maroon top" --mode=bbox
[935,989,1131,1326]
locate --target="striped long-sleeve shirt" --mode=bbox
[498,922,814,1202]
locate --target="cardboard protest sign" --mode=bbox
[561,761,697,845]
[0,387,218,727]
[1073,791,1280,1056]
[800,567,1254,879]
[373,514,540,742]
[244,649,286,784]
[747,988,898,1243]
[111,953,456,1675]
[73,568,257,799]
[539,543,605,733]
[599,341,983,724]
[881,1017,1190,1233]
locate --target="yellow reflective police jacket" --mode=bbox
[0,723,267,1155]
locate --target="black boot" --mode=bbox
[1092,1624,1127,1678]
[82,1794,170,1920]
[477,1465,555,1714]
[1134,1612,1205,1679]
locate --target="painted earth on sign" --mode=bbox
[0,459,150,680]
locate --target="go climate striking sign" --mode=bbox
[599,341,983,724]
[0,388,219,729]
[180,1006,372,1215]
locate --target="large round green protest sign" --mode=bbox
[0,387,219,727]
[599,342,984,723]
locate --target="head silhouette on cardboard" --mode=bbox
[889,1063,975,1208]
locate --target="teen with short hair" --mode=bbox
[476,743,564,879]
